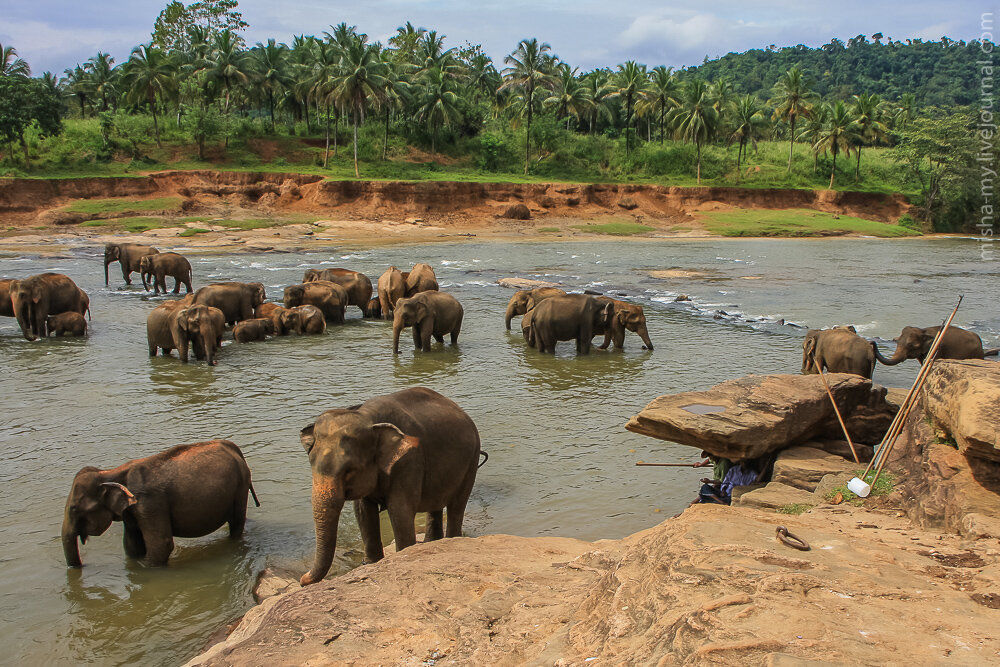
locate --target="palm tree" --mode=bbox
[252,39,290,132]
[328,34,387,177]
[309,39,341,167]
[416,67,461,156]
[609,61,650,160]
[85,52,116,111]
[668,79,718,185]
[642,65,680,143]
[205,30,250,115]
[813,100,860,189]
[121,43,175,147]
[1,42,30,77]
[728,94,766,182]
[543,64,592,130]
[770,66,817,171]
[63,65,92,117]
[500,38,554,174]
[851,93,888,181]
[378,51,410,160]
[797,102,829,173]
[582,70,614,134]
[893,92,916,132]
[464,51,499,103]
[388,21,426,66]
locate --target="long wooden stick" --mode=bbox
[635,462,701,467]
[867,296,963,485]
[814,360,860,463]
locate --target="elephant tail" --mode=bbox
[249,482,261,507]
[478,451,489,468]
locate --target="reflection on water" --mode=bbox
[1,238,998,666]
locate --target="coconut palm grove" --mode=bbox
[0,0,994,231]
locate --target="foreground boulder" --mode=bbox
[185,505,1000,665]
[626,374,893,460]
[772,445,857,491]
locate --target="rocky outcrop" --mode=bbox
[501,203,531,219]
[772,445,857,490]
[735,481,819,509]
[889,360,1000,537]
[185,504,1000,666]
[625,374,895,460]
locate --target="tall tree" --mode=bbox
[416,67,461,156]
[727,94,766,182]
[543,64,592,130]
[122,43,175,147]
[205,30,250,115]
[813,99,860,189]
[378,51,410,160]
[582,69,614,134]
[668,79,718,184]
[770,66,817,171]
[609,61,650,160]
[309,39,341,167]
[252,39,290,132]
[0,76,62,168]
[85,52,116,111]
[643,65,680,143]
[1,42,31,77]
[62,65,92,117]
[797,102,830,173]
[328,34,386,177]
[850,92,887,181]
[500,38,553,174]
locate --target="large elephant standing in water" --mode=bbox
[377,266,406,320]
[298,387,482,585]
[10,273,90,340]
[303,268,373,317]
[192,282,265,326]
[139,252,193,295]
[105,243,158,287]
[62,440,258,567]
[592,296,654,351]
[404,263,439,297]
[872,325,993,366]
[802,326,875,378]
[504,287,566,330]
[392,291,464,353]
[528,294,613,355]
[284,281,349,323]
[146,301,225,365]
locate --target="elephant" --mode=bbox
[10,273,90,341]
[193,282,266,326]
[366,297,382,319]
[504,287,566,330]
[139,252,193,295]
[404,263,439,297]
[280,305,326,335]
[592,296,654,351]
[872,325,989,366]
[298,387,482,585]
[303,268,373,316]
[802,327,874,378]
[147,301,225,365]
[283,281,348,323]
[256,302,289,333]
[62,439,259,567]
[528,294,613,355]
[47,312,88,337]
[377,266,406,320]
[392,291,464,354]
[520,308,537,347]
[105,243,159,287]
[233,318,275,342]
[0,278,14,317]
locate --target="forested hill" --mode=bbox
[685,36,991,106]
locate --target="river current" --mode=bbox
[1,238,997,665]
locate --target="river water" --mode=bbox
[1,238,997,665]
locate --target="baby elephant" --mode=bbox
[233,317,275,342]
[280,305,326,335]
[62,440,259,567]
[47,311,88,337]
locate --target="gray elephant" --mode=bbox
[47,312,88,337]
[303,268,373,316]
[392,291,464,354]
[528,294,613,354]
[283,281,348,323]
[139,252,193,295]
[146,301,225,365]
[280,305,326,335]
[404,263,439,297]
[504,287,566,330]
[105,243,159,286]
[802,326,874,378]
[193,282,266,326]
[298,387,482,585]
[255,302,288,333]
[366,297,382,319]
[233,317,275,342]
[872,325,989,366]
[377,266,406,320]
[10,273,90,341]
[592,296,654,351]
[62,440,259,567]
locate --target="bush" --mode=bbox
[476,132,517,172]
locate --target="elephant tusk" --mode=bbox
[101,482,138,504]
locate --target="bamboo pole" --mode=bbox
[814,360,860,463]
[635,462,701,467]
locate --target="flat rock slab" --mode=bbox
[772,446,856,491]
[626,373,881,460]
[804,439,872,463]
[496,277,562,290]
[736,481,818,510]
[922,360,1000,462]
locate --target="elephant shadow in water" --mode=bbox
[146,360,220,405]
[391,346,462,382]
[517,345,649,392]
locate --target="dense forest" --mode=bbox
[0,0,994,231]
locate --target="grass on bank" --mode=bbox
[80,216,170,233]
[571,221,657,236]
[827,470,896,506]
[695,208,919,238]
[65,196,183,215]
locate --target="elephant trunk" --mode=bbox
[300,475,344,586]
[636,324,654,351]
[15,301,36,341]
[392,318,403,354]
[872,340,906,366]
[62,516,82,567]
[104,257,111,286]
[504,303,517,330]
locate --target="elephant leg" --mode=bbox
[355,498,385,563]
[122,519,147,558]
[597,331,612,350]
[138,515,175,566]
[433,333,444,343]
[411,324,421,351]
[425,510,444,542]
[446,466,476,538]
[451,314,462,344]
[172,275,181,294]
[387,501,417,552]
[122,263,132,285]
[228,491,249,539]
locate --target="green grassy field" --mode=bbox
[65,196,183,215]
[694,209,919,237]
[571,222,657,236]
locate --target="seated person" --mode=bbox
[697,457,765,505]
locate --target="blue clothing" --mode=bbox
[720,463,760,497]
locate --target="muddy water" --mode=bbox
[1,238,997,666]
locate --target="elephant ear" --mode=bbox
[372,423,420,475]
[300,423,316,454]
[101,482,137,517]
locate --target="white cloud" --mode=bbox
[1,19,136,74]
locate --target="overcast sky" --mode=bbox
[1,0,992,76]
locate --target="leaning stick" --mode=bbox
[635,462,701,467]
[866,296,963,485]
[814,359,860,463]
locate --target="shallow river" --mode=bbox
[1,238,997,665]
